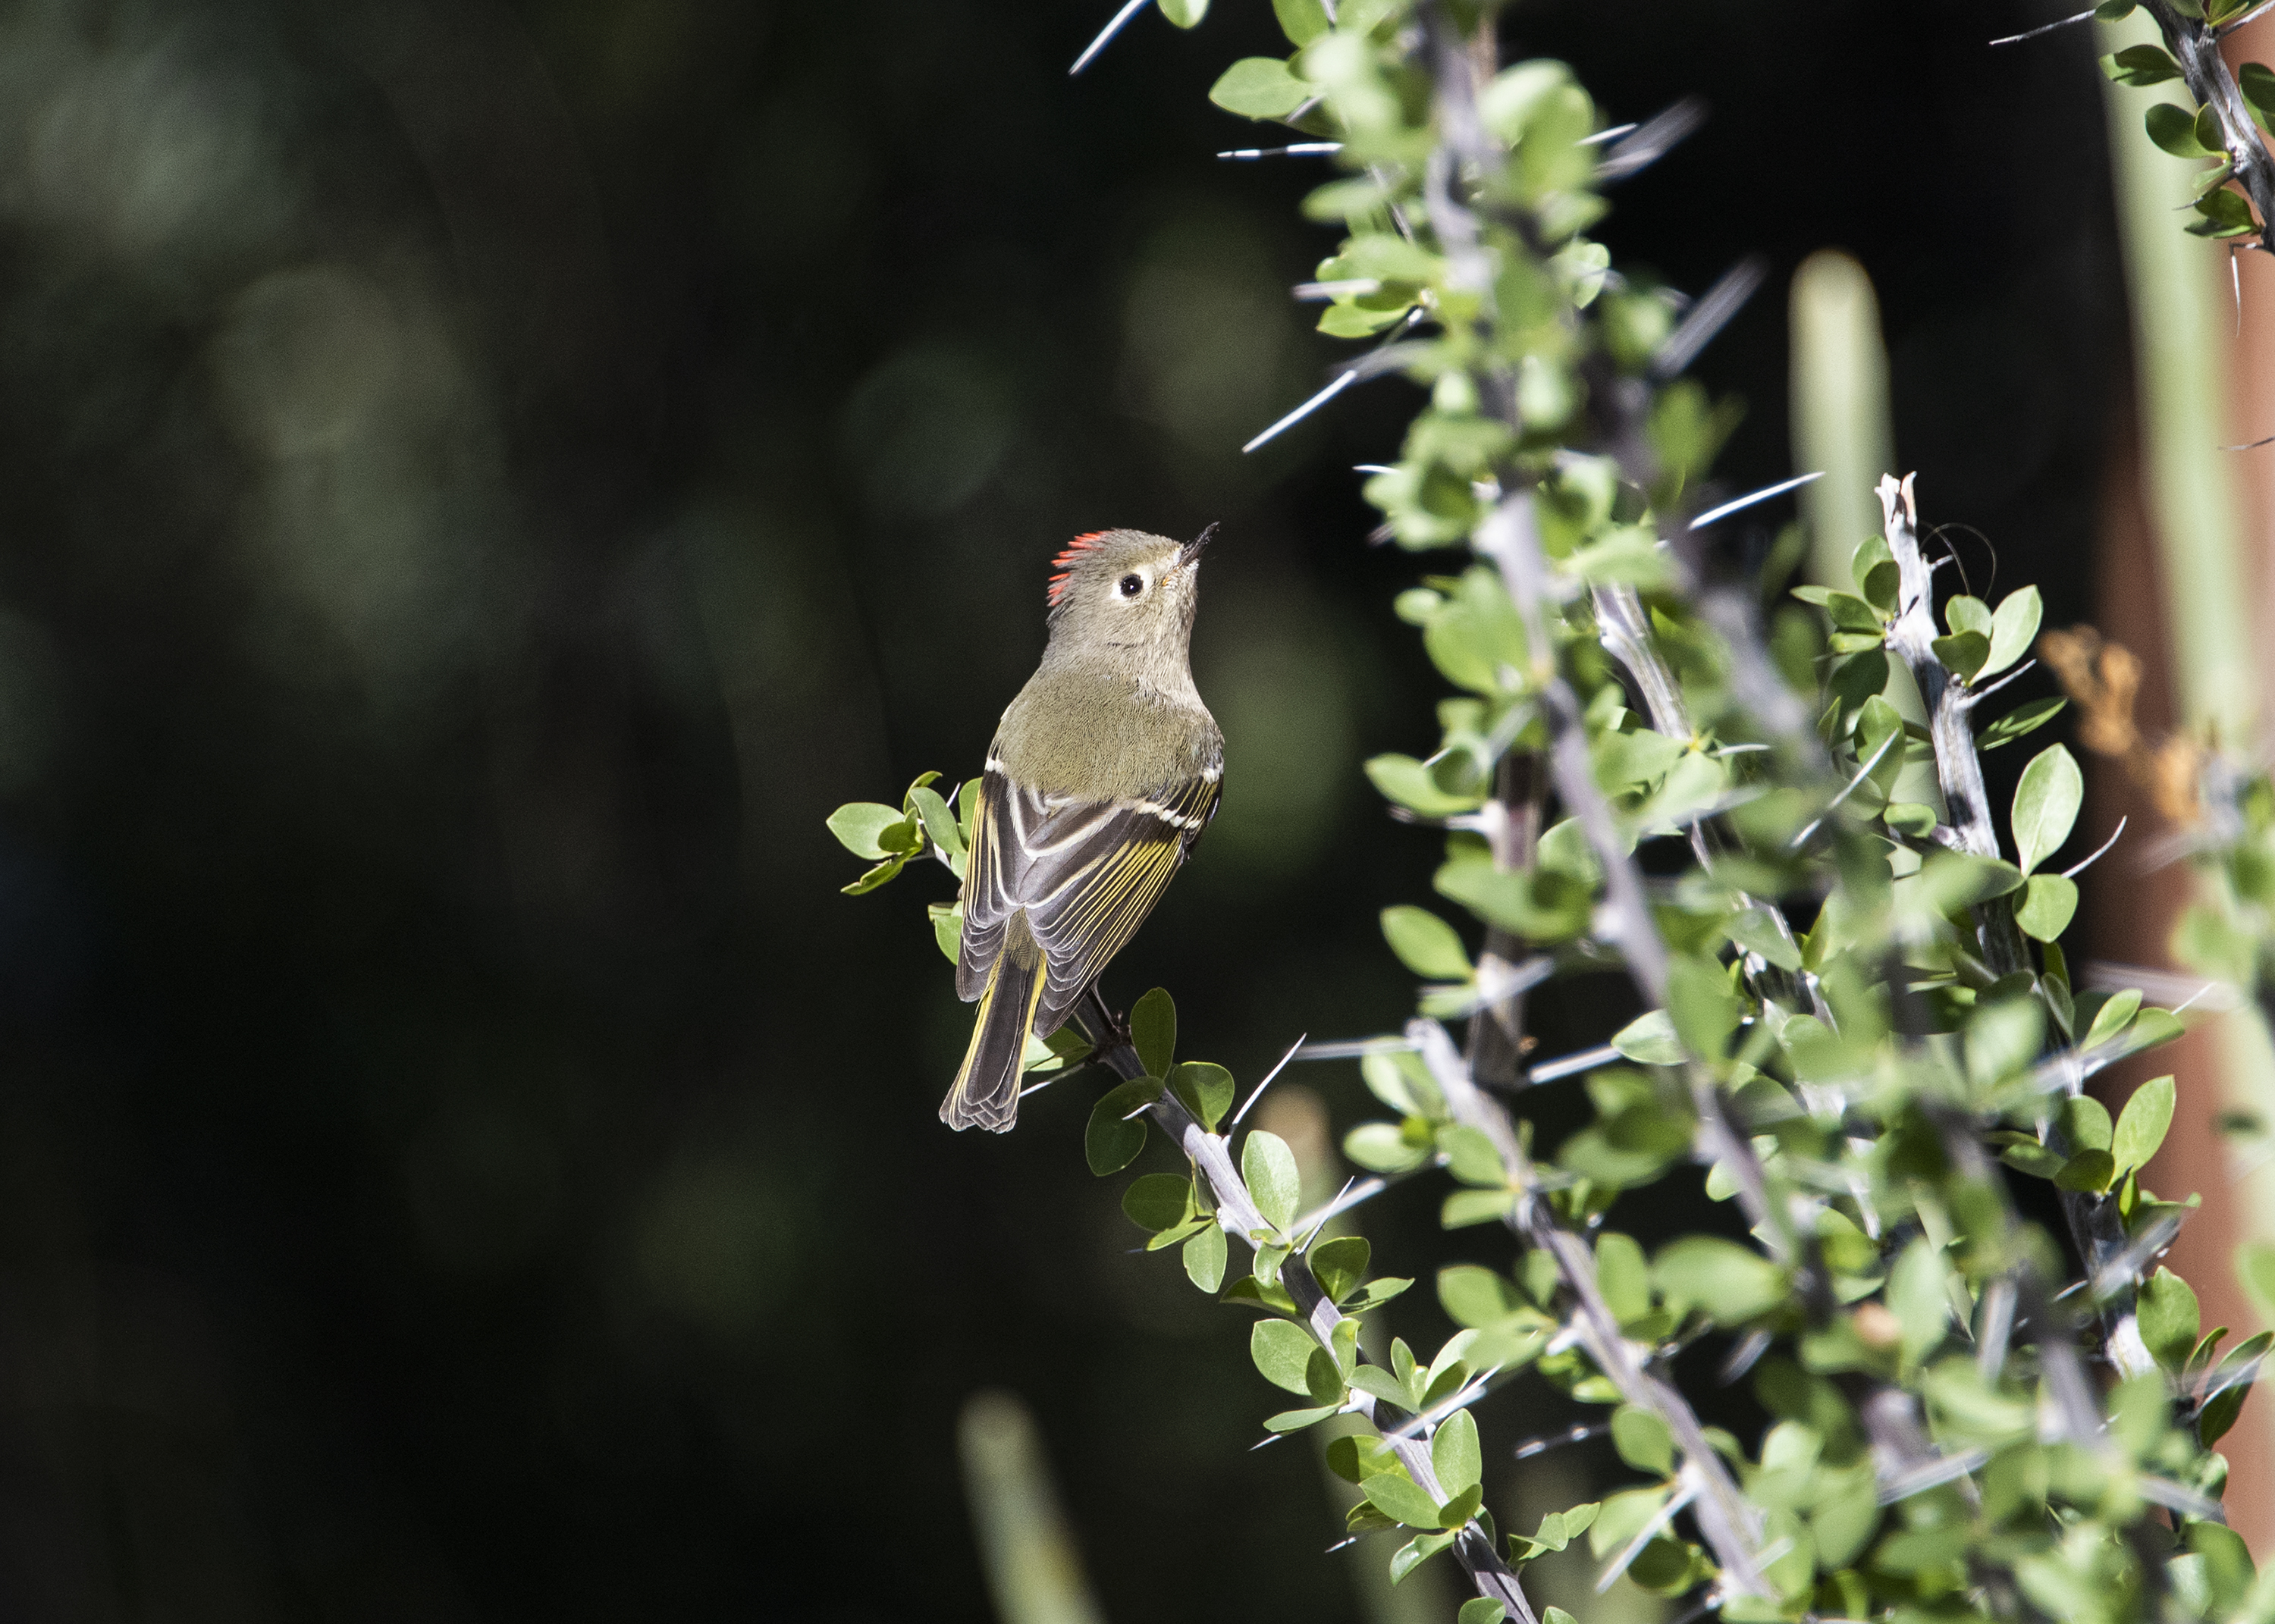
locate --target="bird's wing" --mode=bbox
[956,765,1219,1031]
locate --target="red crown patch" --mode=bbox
[1046,531,1108,607]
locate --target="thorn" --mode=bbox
[1294,278,1382,302]
[1294,1036,1417,1061]
[1578,121,1638,147]
[1718,1328,1772,1384]
[2218,0,2275,34]
[1232,1033,1310,1127]
[1068,0,1150,76]
[1514,1420,1610,1459]
[1522,1042,1621,1085]
[1964,657,2037,704]
[1242,371,1359,453]
[1650,256,1766,380]
[1790,726,1900,848]
[1988,6,2094,45]
[1250,1432,1285,1452]
[1326,1535,1360,1553]
[1219,142,1345,160]
[1689,471,1823,530]
[1596,97,1708,182]
[2060,816,2128,879]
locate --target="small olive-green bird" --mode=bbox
[942,527,1224,1133]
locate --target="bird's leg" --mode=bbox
[1074,984,1144,1081]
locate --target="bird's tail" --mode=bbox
[941,914,1047,1133]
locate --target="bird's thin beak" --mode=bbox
[1178,522,1220,568]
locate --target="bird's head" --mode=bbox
[1043,525,1215,653]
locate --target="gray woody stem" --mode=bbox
[1879,475,2159,1380]
[1408,1020,1774,1598]
[1876,475,2029,980]
[1077,999,1540,1623]
[2140,0,2275,257]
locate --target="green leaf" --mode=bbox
[1365,1472,1448,1530]
[1459,1601,1508,1624]
[1382,905,1474,979]
[1131,988,1176,1078]
[2103,44,2182,86]
[1589,1486,1673,1558]
[1435,1483,1483,1532]
[824,801,907,860]
[2147,101,2217,158]
[1310,1236,1372,1304]
[1944,594,1991,638]
[907,785,963,858]
[1389,1528,1461,1582]
[1085,1079,1159,1174]
[1984,586,2042,676]
[1979,696,2066,751]
[957,777,982,854]
[1123,1173,1194,1234]
[2188,1523,2257,1618]
[2063,1094,2113,1154]
[1439,1123,1505,1187]
[1888,1239,1950,1365]
[1442,1188,1516,1228]
[1596,1231,1653,1323]
[1243,1130,1301,1231]
[839,856,908,895]
[2112,1074,2176,1174]
[1611,1010,1684,1065]
[1271,0,1332,45]
[1157,0,1209,27]
[2192,187,2259,238]
[1433,1408,1483,1495]
[1263,1403,1341,1433]
[2012,744,2082,876]
[1351,1363,1418,1409]
[1252,1318,1320,1395]
[2055,1149,2116,1193]
[1440,1264,1526,1328]
[1724,907,1802,973]
[1665,955,1741,1061]
[1367,753,1485,817]
[929,902,963,962]
[2085,989,2142,1050]
[1931,631,1989,682]
[1182,1221,1227,1293]
[2138,1266,2201,1373]
[2014,873,2079,942]
[2243,61,2275,128]
[1208,56,1307,119]
[1169,1061,1235,1132]
[1342,1277,1414,1315]
[1611,1404,1674,1475]
[1653,1235,1783,1325]
[1346,1121,1431,1174]
[1144,1216,1208,1252]
[2239,1242,2275,1321]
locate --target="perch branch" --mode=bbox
[1076,993,1540,1622]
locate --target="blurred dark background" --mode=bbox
[0,0,2129,1618]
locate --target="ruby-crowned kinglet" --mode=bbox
[941,527,1223,1132]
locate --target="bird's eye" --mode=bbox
[1119,573,1144,597]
